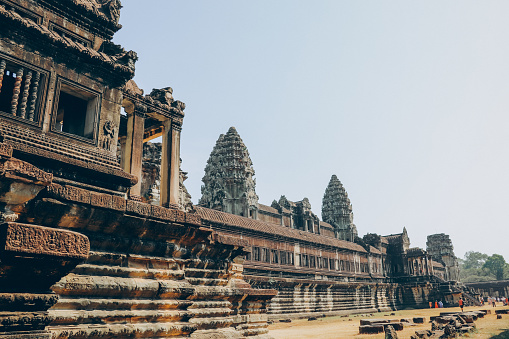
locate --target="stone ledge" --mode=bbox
[46,183,201,226]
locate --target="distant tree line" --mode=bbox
[459,251,509,282]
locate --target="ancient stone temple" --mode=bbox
[426,233,461,281]
[0,1,276,338]
[189,127,476,317]
[322,174,358,241]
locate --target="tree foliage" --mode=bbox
[463,251,488,270]
[483,254,507,281]
[459,252,508,282]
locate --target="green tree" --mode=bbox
[463,251,488,269]
[483,254,507,280]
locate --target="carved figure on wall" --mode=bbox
[101,120,116,151]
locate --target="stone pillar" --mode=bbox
[10,67,23,116]
[123,103,146,198]
[161,119,181,208]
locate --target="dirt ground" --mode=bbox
[269,304,509,339]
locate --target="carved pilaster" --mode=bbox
[19,71,32,119]
[10,68,23,116]
[160,119,180,208]
[28,72,40,121]
[123,102,146,197]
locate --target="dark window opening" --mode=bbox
[309,255,315,268]
[261,248,270,263]
[0,70,15,113]
[253,247,260,261]
[271,249,279,264]
[55,83,98,139]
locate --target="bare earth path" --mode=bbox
[269,305,509,339]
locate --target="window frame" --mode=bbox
[51,77,101,144]
[0,53,47,127]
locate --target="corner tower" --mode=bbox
[322,175,358,241]
[200,127,259,218]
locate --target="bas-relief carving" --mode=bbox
[101,120,116,151]
[2,222,89,259]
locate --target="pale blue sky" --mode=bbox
[115,1,509,260]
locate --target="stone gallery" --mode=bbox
[0,0,476,338]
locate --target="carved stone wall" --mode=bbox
[248,278,439,319]
[11,183,275,338]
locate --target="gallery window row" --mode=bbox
[0,56,100,142]
[247,247,295,266]
[246,245,380,274]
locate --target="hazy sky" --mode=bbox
[114,1,509,260]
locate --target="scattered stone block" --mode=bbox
[359,325,384,334]
[307,317,317,321]
[360,319,390,325]
[382,322,403,331]
[413,317,425,323]
[457,326,474,333]
[414,330,430,338]
[384,325,398,339]
[497,314,502,319]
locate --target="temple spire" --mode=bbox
[199,127,258,218]
[321,174,358,241]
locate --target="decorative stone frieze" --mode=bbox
[1,222,89,259]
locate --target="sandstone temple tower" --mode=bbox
[322,174,358,241]
[199,127,259,218]
[426,233,461,281]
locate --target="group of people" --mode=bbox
[486,296,508,307]
[429,300,445,309]
[429,295,508,311]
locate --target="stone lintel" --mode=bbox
[0,222,89,260]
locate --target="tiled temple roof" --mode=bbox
[319,221,334,230]
[196,206,369,253]
[258,203,279,214]
[382,233,403,243]
[406,247,427,257]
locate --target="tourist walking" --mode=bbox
[459,298,464,312]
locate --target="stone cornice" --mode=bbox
[0,4,135,87]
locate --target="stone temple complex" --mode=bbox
[0,1,485,338]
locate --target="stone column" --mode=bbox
[123,103,146,198]
[10,67,23,116]
[161,119,181,208]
